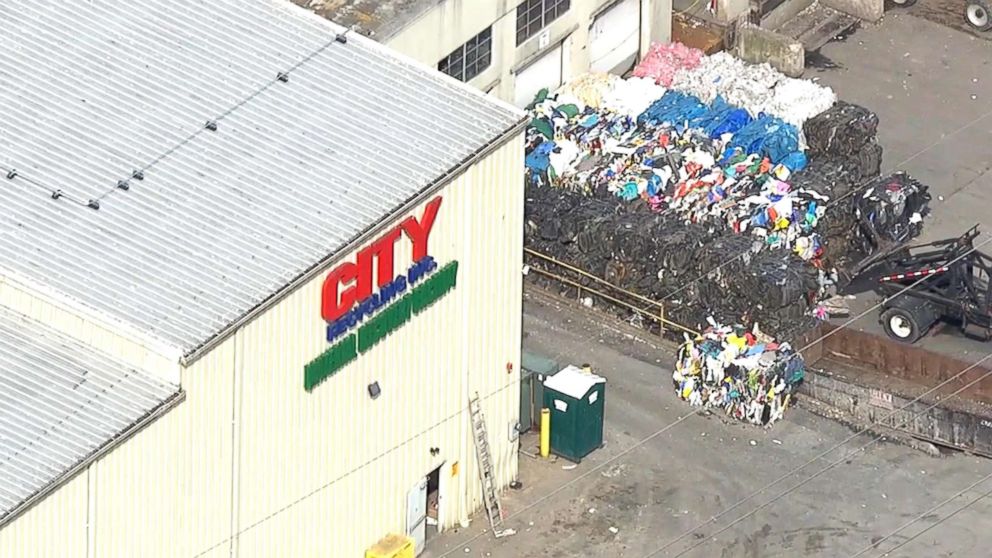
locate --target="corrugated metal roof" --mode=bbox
[0,305,181,523]
[0,0,525,356]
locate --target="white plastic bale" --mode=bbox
[669,51,836,127]
[601,77,667,117]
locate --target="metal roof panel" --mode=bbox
[0,0,525,354]
[0,305,180,522]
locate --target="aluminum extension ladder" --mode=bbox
[468,392,514,538]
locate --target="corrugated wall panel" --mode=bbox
[88,340,234,558]
[227,134,525,557]
[0,470,87,558]
[0,133,523,557]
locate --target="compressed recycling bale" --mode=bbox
[673,322,807,426]
[803,101,879,156]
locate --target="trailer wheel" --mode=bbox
[968,0,992,31]
[881,307,928,343]
[889,0,917,6]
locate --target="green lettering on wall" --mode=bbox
[358,294,411,352]
[304,334,358,391]
[412,261,459,315]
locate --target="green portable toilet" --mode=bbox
[542,365,606,463]
[520,351,560,433]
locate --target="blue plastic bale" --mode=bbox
[525,141,555,172]
[778,151,808,173]
[726,114,802,165]
[637,91,710,128]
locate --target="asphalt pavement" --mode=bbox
[425,289,992,558]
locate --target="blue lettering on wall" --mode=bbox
[327,257,435,343]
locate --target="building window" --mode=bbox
[516,0,570,45]
[438,27,493,82]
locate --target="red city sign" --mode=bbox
[321,196,442,323]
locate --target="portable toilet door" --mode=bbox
[542,365,606,463]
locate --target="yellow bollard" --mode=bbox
[540,408,551,458]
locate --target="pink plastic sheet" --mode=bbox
[633,42,704,87]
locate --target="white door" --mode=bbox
[407,477,428,555]
[436,462,447,533]
[589,0,641,75]
[514,44,563,107]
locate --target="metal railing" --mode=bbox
[523,248,699,337]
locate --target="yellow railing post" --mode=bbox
[540,408,550,458]
[523,248,699,338]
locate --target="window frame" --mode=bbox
[438,26,494,83]
[515,0,571,46]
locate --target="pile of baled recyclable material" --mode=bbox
[673,320,807,426]
[670,52,836,127]
[819,172,932,276]
[801,100,884,184]
[523,45,931,341]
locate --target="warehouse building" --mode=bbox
[293,0,674,106]
[0,1,526,557]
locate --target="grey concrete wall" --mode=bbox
[822,0,884,22]
[718,0,752,22]
[732,24,805,78]
[762,0,815,30]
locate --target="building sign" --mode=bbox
[304,196,459,391]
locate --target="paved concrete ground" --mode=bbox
[425,290,992,557]
[804,12,992,358]
[902,0,992,41]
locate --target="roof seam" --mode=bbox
[3,29,353,213]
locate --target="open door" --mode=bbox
[407,477,428,555]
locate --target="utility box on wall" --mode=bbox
[542,365,606,463]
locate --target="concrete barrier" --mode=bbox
[732,24,805,78]
[822,0,884,23]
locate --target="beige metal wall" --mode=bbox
[385,0,673,104]
[0,133,524,558]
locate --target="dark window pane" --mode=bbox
[440,25,493,82]
[514,0,571,45]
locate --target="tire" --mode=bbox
[968,0,992,31]
[890,0,917,6]
[881,307,928,344]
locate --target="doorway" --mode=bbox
[426,465,442,542]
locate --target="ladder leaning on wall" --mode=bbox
[468,392,515,538]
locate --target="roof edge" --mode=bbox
[0,268,185,365]
[0,389,186,529]
[182,115,528,366]
[282,0,527,120]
